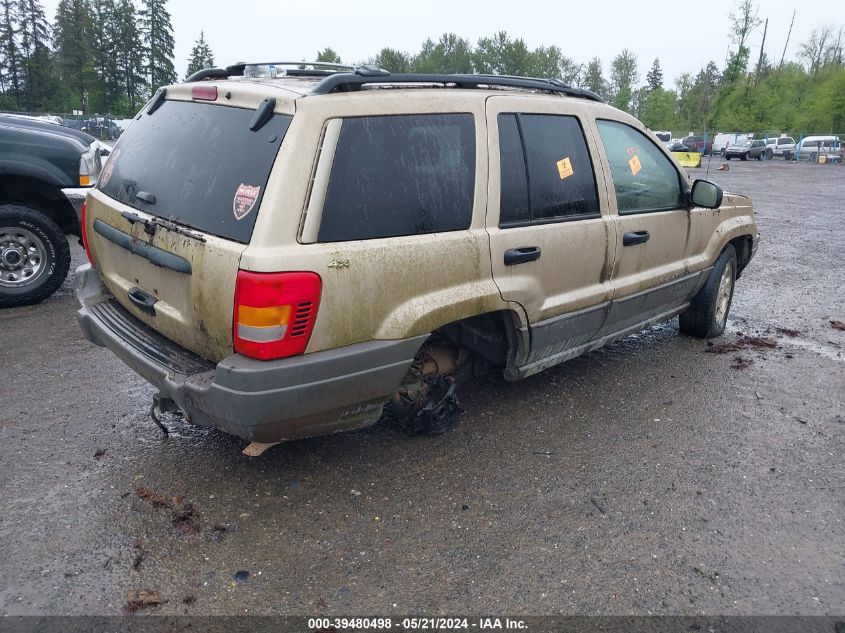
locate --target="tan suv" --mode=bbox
[75,63,759,446]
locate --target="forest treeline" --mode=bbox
[1,0,843,133]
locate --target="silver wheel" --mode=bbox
[714,260,735,326]
[0,226,48,288]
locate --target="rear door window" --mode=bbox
[317,114,475,242]
[498,113,599,226]
[98,100,291,243]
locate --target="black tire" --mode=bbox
[0,204,71,308]
[741,153,749,161]
[679,244,737,339]
[725,155,732,161]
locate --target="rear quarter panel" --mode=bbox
[240,90,510,353]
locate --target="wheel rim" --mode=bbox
[0,226,48,288]
[714,262,735,326]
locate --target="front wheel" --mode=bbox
[725,155,732,161]
[741,153,749,161]
[679,245,737,339]
[0,204,71,308]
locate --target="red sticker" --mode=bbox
[233,183,260,220]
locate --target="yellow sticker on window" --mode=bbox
[556,156,574,180]
[628,155,642,176]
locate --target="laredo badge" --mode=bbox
[233,183,261,220]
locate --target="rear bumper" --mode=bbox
[75,264,425,442]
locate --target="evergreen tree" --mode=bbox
[139,0,176,94]
[0,0,22,108]
[53,0,96,112]
[315,47,340,63]
[90,0,122,112]
[185,30,214,78]
[114,0,144,112]
[581,57,608,99]
[646,57,663,91]
[18,0,55,111]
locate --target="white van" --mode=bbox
[797,136,842,162]
[713,133,748,156]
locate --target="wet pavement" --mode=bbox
[1,161,843,616]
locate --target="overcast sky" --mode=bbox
[46,0,845,85]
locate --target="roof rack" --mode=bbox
[184,62,604,103]
[185,61,353,83]
[310,69,605,102]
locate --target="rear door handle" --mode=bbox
[504,246,541,266]
[623,230,650,246]
[127,286,158,316]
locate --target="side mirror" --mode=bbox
[690,179,723,209]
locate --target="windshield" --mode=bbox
[98,100,291,243]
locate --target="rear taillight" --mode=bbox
[233,271,321,360]
[80,201,94,266]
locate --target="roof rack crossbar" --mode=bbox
[309,71,604,102]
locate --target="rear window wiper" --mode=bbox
[120,210,207,243]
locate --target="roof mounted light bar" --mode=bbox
[184,62,604,103]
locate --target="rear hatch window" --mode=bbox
[99,100,291,243]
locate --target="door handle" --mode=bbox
[127,286,158,316]
[504,246,542,266]
[623,230,650,246]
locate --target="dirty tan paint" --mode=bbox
[484,95,617,322]
[580,107,757,297]
[239,90,510,353]
[89,81,756,367]
[84,188,245,362]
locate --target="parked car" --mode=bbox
[713,133,742,156]
[666,140,696,153]
[653,130,671,143]
[0,114,102,306]
[683,135,713,154]
[765,136,796,160]
[62,115,122,140]
[725,139,769,160]
[75,65,759,447]
[796,136,842,162]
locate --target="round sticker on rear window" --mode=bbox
[233,183,261,220]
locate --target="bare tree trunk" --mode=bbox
[755,18,768,87]
[776,10,795,79]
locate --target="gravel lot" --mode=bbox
[0,160,843,617]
